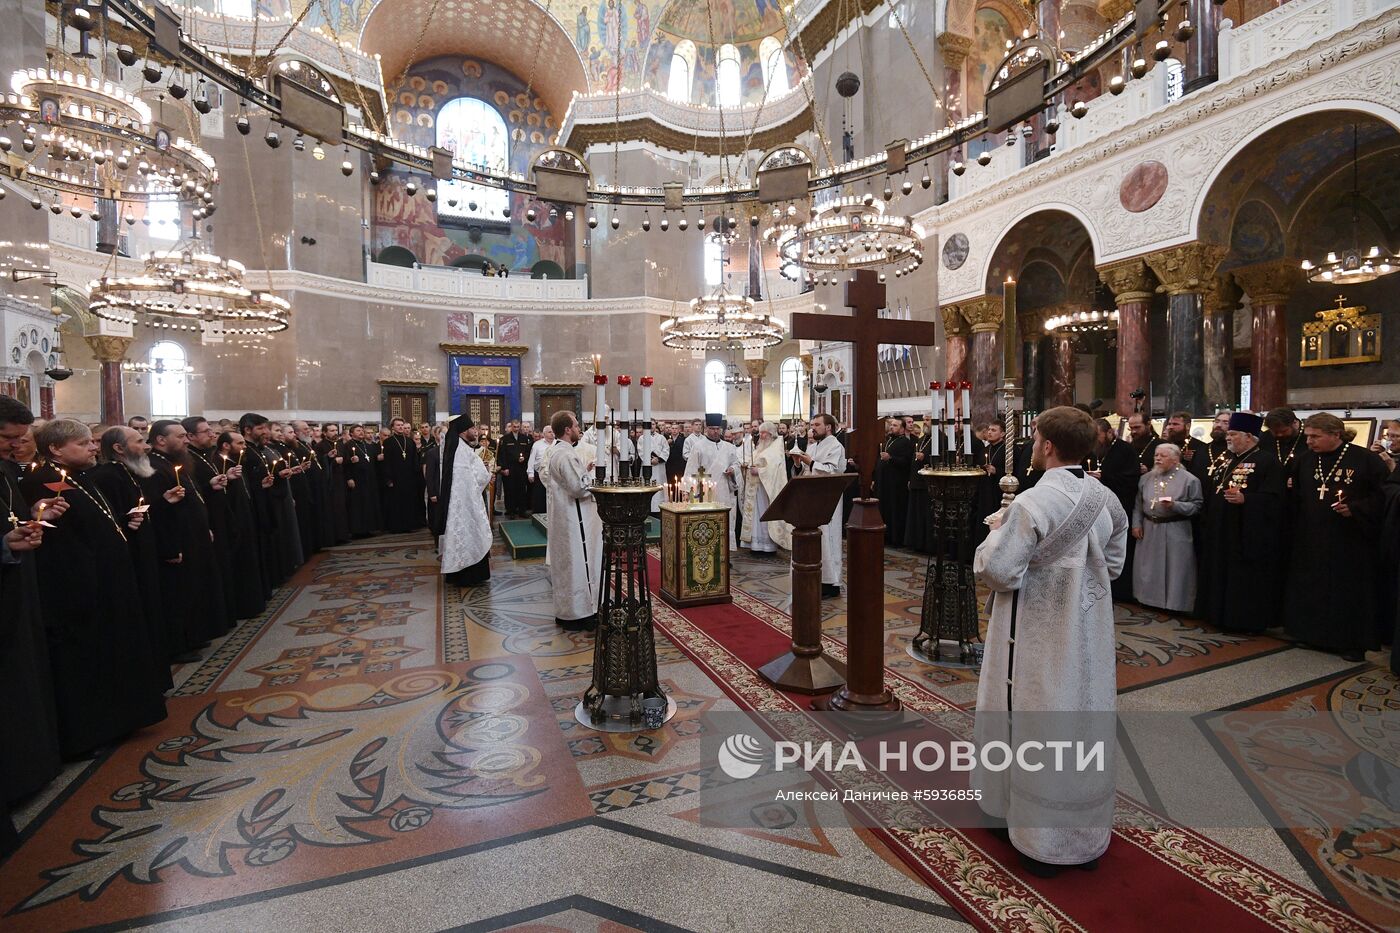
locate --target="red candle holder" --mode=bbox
[617,375,632,386]
[594,374,608,386]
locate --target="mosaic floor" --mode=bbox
[0,531,1392,931]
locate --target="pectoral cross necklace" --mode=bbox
[1314,446,1348,501]
[1,474,18,528]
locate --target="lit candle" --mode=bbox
[929,381,941,457]
[641,376,654,423]
[174,464,182,486]
[220,454,230,474]
[617,375,631,420]
[961,381,973,454]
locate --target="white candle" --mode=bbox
[595,382,605,425]
[619,381,630,418]
[642,383,652,422]
[962,383,973,454]
[929,382,941,457]
[945,386,956,451]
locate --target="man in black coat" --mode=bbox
[1090,418,1142,601]
[497,420,532,518]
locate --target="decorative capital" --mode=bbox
[1203,276,1242,316]
[1144,243,1230,296]
[743,358,768,379]
[960,295,1004,333]
[940,304,970,338]
[938,33,974,68]
[1096,258,1156,304]
[1097,0,1134,21]
[1231,258,1303,305]
[83,333,133,363]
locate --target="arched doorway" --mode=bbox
[981,209,1099,413]
[1196,108,1400,413]
[530,260,564,279]
[376,245,418,267]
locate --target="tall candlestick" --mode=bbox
[641,376,653,423]
[929,381,941,457]
[944,385,956,454]
[618,376,630,419]
[593,373,607,427]
[961,381,973,454]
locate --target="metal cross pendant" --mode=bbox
[1318,483,1328,501]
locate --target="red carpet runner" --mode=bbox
[645,556,1373,933]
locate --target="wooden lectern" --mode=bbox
[757,473,855,693]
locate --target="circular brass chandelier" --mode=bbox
[89,247,290,336]
[0,65,218,215]
[660,285,785,351]
[767,197,925,286]
[1043,308,1119,334]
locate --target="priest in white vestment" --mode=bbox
[1131,442,1202,612]
[526,425,554,514]
[436,414,493,586]
[543,411,602,631]
[792,413,847,599]
[685,414,739,549]
[637,428,669,512]
[973,406,1127,877]
[740,423,792,554]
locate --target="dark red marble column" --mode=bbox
[1097,258,1156,416]
[940,305,970,386]
[84,335,133,427]
[961,295,1004,427]
[1233,260,1299,413]
[744,358,768,423]
[1049,333,1076,407]
[39,384,54,419]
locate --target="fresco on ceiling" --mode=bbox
[655,0,785,42]
[372,56,574,274]
[1222,199,1285,271]
[1257,121,1397,204]
[969,8,1016,117]
[1016,260,1066,311]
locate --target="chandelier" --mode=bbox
[0,66,218,215]
[1300,125,1398,286]
[1044,308,1119,334]
[712,361,748,390]
[767,197,925,286]
[660,284,785,351]
[88,247,290,336]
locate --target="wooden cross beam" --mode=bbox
[791,269,939,497]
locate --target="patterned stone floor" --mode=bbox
[1,530,1393,931]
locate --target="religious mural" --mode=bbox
[968,7,1016,117]
[373,56,574,274]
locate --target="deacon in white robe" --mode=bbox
[637,429,670,511]
[685,416,739,548]
[438,419,493,587]
[544,413,603,630]
[526,428,555,515]
[973,408,1128,875]
[740,424,792,553]
[798,416,848,597]
[1131,443,1202,613]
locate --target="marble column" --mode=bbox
[960,296,1003,426]
[940,304,970,386]
[1049,330,1076,408]
[1202,277,1241,410]
[744,358,768,423]
[1097,258,1156,416]
[938,34,972,124]
[1232,259,1300,413]
[1022,336,1046,413]
[84,334,134,426]
[1145,243,1229,417]
[39,384,54,419]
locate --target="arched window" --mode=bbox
[668,40,697,102]
[704,359,726,415]
[717,44,741,108]
[145,196,180,241]
[218,0,253,16]
[760,37,789,98]
[704,236,724,287]
[436,97,509,222]
[1164,59,1186,103]
[148,341,189,418]
[779,356,806,419]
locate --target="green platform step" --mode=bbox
[501,512,659,561]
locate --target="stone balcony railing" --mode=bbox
[1053,65,1172,157]
[182,8,383,88]
[366,261,590,301]
[558,79,812,142]
[1219,0,1395,80]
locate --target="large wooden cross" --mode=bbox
[791,269,939,498]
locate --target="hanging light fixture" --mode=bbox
[88,246,290,336]
[1300,124,1398,285]
[767,197,924,284]
[712,360,749,390]
[660,284,785,351]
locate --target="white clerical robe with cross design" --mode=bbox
[685,437,739,548]
[803,434,847,586]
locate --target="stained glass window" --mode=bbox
[436,97,510,222]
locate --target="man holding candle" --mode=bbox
[145,420,233,654]
[876,417,914,547]
[434,413,493,587]
[380,418,426,533]
[1197,412,1287,634]
[21,419,168,758]
[240,413,304,585]
[341,423,382,538]
[316,423,351,545]
[1284,413,1388,661]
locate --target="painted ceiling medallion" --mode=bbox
[942,233,970,270]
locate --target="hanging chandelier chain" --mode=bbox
[774,0,835,169]
[703,0,731,182]
[887,2,945,117]
[252,1,317,79]
[312,0,387,136]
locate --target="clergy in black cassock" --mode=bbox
[342,425,381,537]
[971,421,1009,547]
[91,427,177,679]
[316,425,351,545]
[1378,422,1400,673]
[424,439,443,534]
[292,423,336,551]
[21,420,167,757]
[904,426,933,554]
[274,430,318,558]
[876,419,914,547]
[1089,419,1142,602]
[241,414,304,586]
[497,421,532,518]
[183,417,240,631]
[214,431,270,619]
[379,419,425,532]
[1164,412,1212,487]
[0,399,61,806]
[145,421,233,653]
[1198,413,1287,634]
[1285,413,1389,661]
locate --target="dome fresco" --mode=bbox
[651,0,786,43]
